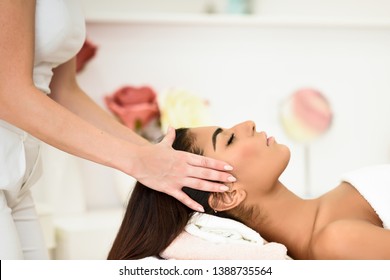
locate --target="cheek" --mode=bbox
[235,144,258,160]
[229,144,266,178]
[229,144,289,188]
[229,142,262,166]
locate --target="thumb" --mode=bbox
[160,126,176,146]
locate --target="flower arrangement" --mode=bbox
[105,86,211,142]
[158,88,211,132]
[75,39,211,141]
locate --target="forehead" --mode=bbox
[190,126,219,156]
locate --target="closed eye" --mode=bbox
[227,133,235,146]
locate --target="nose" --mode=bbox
[234,120,256,135]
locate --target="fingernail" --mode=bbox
[197,206,205,212]
[224,165,233,171]
[228,176,236,182]
[220,185,230,191]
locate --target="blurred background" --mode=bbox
[32,0,390,259]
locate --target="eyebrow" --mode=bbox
[212,127,223,151]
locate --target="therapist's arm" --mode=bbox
[49,57,149,146]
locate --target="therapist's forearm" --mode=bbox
[0,85,140,175]
[48,57,149,146]
[49,84,149,146]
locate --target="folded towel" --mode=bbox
[161,213,289,260]
[341,164,390,229]
[185,212,264,244]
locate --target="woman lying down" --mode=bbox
[108,121,390,260]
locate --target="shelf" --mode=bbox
[85,13,390,29]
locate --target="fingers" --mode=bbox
[187,153,233,171]
[182,176,232,193]
[160,126,175,146]
[183,154,236,185]
[171,190,205,212]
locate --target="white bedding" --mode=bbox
[161,213,289,260]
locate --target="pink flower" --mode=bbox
[105,86,160,130]
[76,39,97,73]
[280,88,333,142]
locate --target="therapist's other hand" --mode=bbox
[134,127,234,212]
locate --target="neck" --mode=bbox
[245,181,320,259]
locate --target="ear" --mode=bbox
[208,189,246,212]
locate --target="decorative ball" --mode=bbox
[280,88,333,142]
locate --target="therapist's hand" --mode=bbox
[134,127,235,212]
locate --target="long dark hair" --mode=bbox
[107,128,233,260]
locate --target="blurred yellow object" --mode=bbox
[158,88,211,132]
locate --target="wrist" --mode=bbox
[114,141,148,180]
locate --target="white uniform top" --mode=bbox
[34,0,86,93]
[341,164,390,229]
[0,0,86,189]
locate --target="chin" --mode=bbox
[281,145,291,169]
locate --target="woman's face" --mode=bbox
[190,121,290,197]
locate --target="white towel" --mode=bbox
[161,213,289,260]
[185,213,264,244]
[341,164,390,229]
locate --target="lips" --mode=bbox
[263,132,275,146]
[261,132,269,146]
[267,136,275,146]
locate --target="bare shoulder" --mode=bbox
[310,219,390,259]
